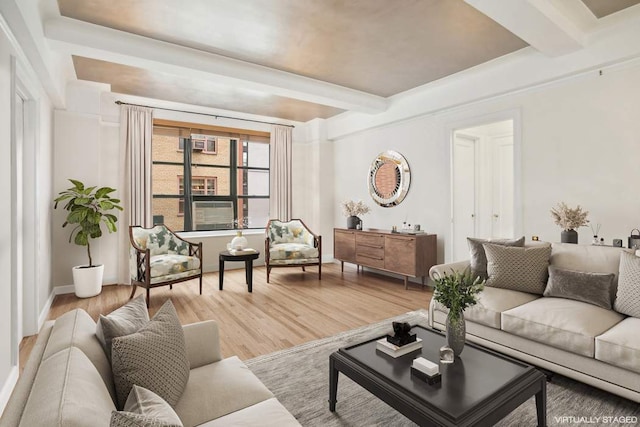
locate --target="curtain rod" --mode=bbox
[115,101,295,128]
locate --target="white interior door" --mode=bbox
[491,135,514,238]
[452,134,476,261]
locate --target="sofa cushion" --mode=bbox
[467,236,525,280]
[544,266,615,309]
[111,300,190,409]
[150,254,201,278]
[200,398,301,427]
[269,243,319,261]
[501,297,625,357]
[484,243,551,295]
[20,347,115,427]
[550,242,628,286]
[96,295,149,361]
[432,287,540,329]
[42,308,116,402]
[111,385,183,427]
[595,317,640,374]
[614,251,640,317]
[173,356,274,427]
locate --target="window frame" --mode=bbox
[152,130,270,232]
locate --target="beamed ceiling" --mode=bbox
[53,0,640,122]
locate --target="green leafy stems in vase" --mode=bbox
[433,268,485,357]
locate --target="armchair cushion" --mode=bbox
[132,225,189,256]
[267,220,315,247]
[269,243,319,261]
[149,254,201,278]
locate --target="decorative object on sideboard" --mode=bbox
[341,200,370,230]
[432,268,485,357]
[613,239,623,247]
[628,229,640,249]
[591,223,601,245]
[550,202,589,244]
[229,230,248,250]
[54,179,123,298]
[368,150,411,207]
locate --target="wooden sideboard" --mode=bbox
[334,228,437,289]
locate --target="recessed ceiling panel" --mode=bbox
[72,56,344,122]
[59,0,527,97]
[581,0,640,18]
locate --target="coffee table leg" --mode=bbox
[329,356,338,411]
[536,376,547,427]
[219,258,224,290]
[246,260,253,292]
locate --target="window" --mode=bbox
[151,124,270,232]
[178,134,217,154]
[178,176,217,214]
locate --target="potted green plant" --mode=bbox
[433,268,485,357]
[54,179,123,298]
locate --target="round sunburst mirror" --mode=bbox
[368,150,411,207]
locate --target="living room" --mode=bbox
[1,0,640,425]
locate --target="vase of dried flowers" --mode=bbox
[550,202,589,244]
[341,200,370,230]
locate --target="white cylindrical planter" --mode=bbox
[72,264,104,298]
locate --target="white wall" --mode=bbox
[51,85,304,288]
[0,16,54,413]
[332,63,640,264]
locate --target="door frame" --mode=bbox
[10,55,40,369]
[445,108,522,262]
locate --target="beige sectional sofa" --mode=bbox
[429,242,640,403]
[0,309,300,426]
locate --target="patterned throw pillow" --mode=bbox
[484,243,552,295]
[111,300,190,409]
[96,295,149,361]
[110,385,183,427]
[544,266,614,309]
[467,237,525,280]
[614,251,640,317]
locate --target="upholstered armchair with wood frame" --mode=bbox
[129,224,203,307]
[265,219,321,283]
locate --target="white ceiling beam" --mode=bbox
[465,0,589,56]
[44,16,388,114]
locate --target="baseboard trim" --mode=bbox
[38,289,57,330]
[54,284,76,295]
[0,366,19,415]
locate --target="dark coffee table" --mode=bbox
[329,325,546,426]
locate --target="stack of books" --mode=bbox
[229,248,257,255]
[376,337,423,357]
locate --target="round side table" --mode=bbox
[219,250,260,292]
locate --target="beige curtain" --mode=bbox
[118,105,153,284]
[269,125,293,221]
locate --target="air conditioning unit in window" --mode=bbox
[192,140,205,151]
[192,201,234,230]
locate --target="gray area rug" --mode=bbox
[246,310,640,426]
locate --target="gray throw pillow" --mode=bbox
[614,251,640,317]
[484,243,552,295]
[544,266,614,309]
[110,385,183,427]
[97,295,149,360]
[468,237,525,280]
[111,300,190,409]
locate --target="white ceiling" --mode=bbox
[39,0,640,122]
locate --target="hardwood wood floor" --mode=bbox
[19,262,432,369]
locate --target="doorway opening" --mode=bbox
[451,118,518,262]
